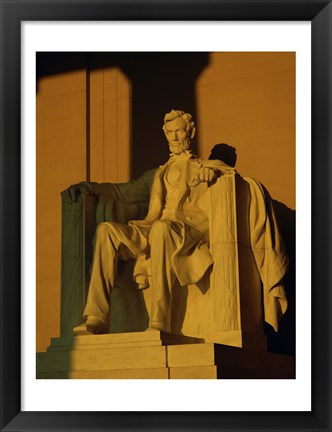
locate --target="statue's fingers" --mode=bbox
[70,187,77,203]
[61,191,70,204]
[80,185,90,195]
[209,170,215,182]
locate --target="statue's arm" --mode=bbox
[61,168,157,204]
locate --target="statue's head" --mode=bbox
[163,109,196,155]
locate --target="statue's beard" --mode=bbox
[169,140,190,154]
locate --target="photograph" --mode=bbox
[0,1,331,431]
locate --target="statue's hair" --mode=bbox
[162,109,195,138]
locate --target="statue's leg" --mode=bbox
[148,220,179,333]
[77,221,148,334]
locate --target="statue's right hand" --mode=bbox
[61,183,92,204]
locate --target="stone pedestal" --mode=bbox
[37,331,294,379]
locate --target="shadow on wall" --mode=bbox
[36,52,210,178]
[266,200,296,356]
[120,53,210,178]
[209,143,238,167]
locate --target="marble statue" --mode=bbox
[63,109,288,341]
[69,110,235,335]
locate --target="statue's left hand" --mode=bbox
[190,166,217,187]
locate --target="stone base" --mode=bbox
[205,330,267,352]
[167,343,295,379]
[36,331,295,379]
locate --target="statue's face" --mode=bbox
[164,117,191,155]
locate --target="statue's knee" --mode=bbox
[149,220,172,243]
[95,222,113,238]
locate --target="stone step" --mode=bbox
[170,366,218,379]
[37,367,169,379]
[49,330,204,350]
[47,340,162,352]
[37,345,167,372]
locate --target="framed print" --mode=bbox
[0,1,331,431]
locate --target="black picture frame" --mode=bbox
[0,1,331,431]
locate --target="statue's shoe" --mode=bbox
[73,316,109,335]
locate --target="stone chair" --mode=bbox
[60,169,287,352]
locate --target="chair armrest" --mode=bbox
[60,169,156,336]
[60,194,97,336]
